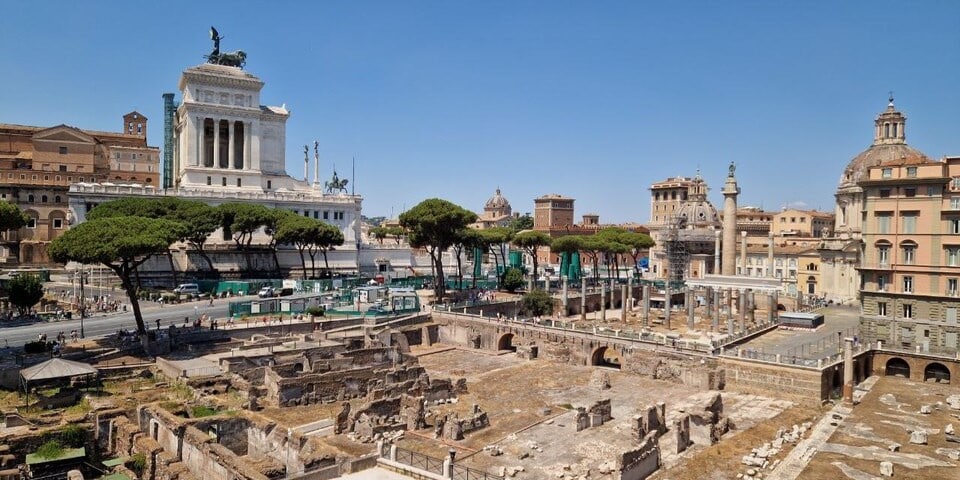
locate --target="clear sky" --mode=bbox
[2,1,959,223]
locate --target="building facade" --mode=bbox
[771,209,834,238]
[858,155,960,355]
[0,117,159,264]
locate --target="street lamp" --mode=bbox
[79,267,87,338]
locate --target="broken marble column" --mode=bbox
[909,430,928,445]
[562,275,568,311]
[738,290,747,333]
[621,285,628,322]
[880,461,893,477]
[712,288,720,333]
[642,285,650,327]
[675,414,691,453]
[580,276,587,321]
[665,284,672,329]
[843,337,854,403]
[746,290,755,324]
[767,292,775,325]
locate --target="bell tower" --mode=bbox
[873,94,906,146]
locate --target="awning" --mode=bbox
[20,358,98,382]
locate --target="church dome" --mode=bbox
[676,200,721,229]
[838,97,930,191]
[484,188,511,211]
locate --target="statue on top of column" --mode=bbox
[728,161,736,178]
[205,26,247,69]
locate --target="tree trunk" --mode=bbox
[114,265,147,334]
[196,244,216,272]
[433,253,445,301]
[297,247,307,280]
[322,249,330,272]
[454,248,463,290]
[530,248,539,291]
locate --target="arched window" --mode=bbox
[41,195,47,203]
[27,194,34,203]
[885,123,891,137]
[54,196,61,203]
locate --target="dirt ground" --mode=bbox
[798,376,959,480]
[405,347,798,479]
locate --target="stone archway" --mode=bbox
[591,346,622,370]
[497,333,516,352]
[924,362,951,384]
[885,358,910,378]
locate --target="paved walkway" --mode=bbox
[337,467,413,479]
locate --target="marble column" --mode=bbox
[727,292,735,335]
[767,232,775,278]
[243,121,251,170]
[197,117,205,167]
[228,120,236,170]
[621,285,628,322]
[843,337,854,403]
[746,290,755,324]
[580,277,587,322]
[561,276,568,312]
[686,289,695,329]
[213,119,221,169]
[713,230,721,274]
[642,285,650,327]
[600,282,607,322]
[740,231,748,275]
[767,293,775,324]
[664,284,671,329]
[628,276,634,309]
[712,289,720,332]
[738,290,746,333]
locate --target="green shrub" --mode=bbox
[502,268,524,293]
[59,424,87,448]
[129,452,146,474]
[35,440,64,459]
[520,289,554,317]
[23,341,52,354]
[304,306,325,317]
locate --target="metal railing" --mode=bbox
[452,464,503,480]
[393,447,445,476]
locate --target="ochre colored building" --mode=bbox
[0,113,159,265]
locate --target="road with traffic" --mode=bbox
[0,296,247,347]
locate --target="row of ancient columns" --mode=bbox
[195,117,254,170]
[714,230,777,277]
[563,276,636,322]
[630,285,778,335]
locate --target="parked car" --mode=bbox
[174,283,200,296]
[258,286,276,298]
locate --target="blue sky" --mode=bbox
[2,1,959,223]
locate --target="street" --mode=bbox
[0,296,242,347]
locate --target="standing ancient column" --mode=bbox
[740,231,748,275]
[197,117,205,167]
[243,121,252,170]
[687,289,695,329]
[562,275,568,312]
[738,290,747,333]
[712,288,720,332]
[767,232,775,278]
[767,293,775,325]
[600,282,607,322]
[713,230,722,274]
[664,283,672,329]
[642,284,650,327]
[721,162,740,275]
[621,285,628,322]
[580,276,587,321]
[843,337,854,403]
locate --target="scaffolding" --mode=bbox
[664,215,689,283]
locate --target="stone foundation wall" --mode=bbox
[718,357,824,406]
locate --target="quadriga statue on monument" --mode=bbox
[205,26,246,69]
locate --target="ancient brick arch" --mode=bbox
[924,362,951,383]
[591,346,622,370]
[497,333,516,352]
[885,357,910,378]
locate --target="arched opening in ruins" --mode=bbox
[924,362,950,384]
[497,333,516,352]
[591,346,622,370]
[885,358,910,378]
[293,363,304,373]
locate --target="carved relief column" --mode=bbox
[213,119,221,169]
[228,120,236,170]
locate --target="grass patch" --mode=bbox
[170,382,194,402]
[64,397,92,416]
[190,405,219,418]
[58,424,87,448]
[128,452,146,475]
[35,440,64,459]
[557,403,574,410]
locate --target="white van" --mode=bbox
[174,283,200,296]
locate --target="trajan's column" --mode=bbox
[721,162,740,275]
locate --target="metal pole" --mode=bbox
[79,267,86,338]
